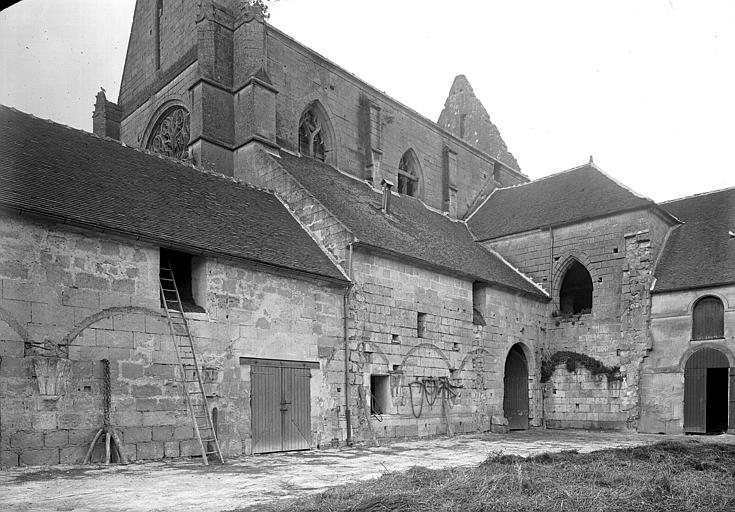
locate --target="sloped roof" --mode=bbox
[654,187,735,293]
[468,164,657,240]
[275,152,547,298]
[0,105,346,282]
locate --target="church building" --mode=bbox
[0,0,732,466]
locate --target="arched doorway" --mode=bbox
[503,344,529,430]
[684,347,730,433]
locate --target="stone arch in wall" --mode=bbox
[681,345,733,434]
[143,101,191,160]
[297,100,337,167]
[552,254,594,315]
[397,148,423,198]
[502,342,531,429]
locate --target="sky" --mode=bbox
[1,0,733,202]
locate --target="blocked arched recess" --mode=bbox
[551,253,595,312]
[397,148,424,199]
[399,342,452,372]
[295,99,339,167]
[140,99,190,150]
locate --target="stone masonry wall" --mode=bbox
[0,215,344,466]
[486,210,672,430]
[640,285,735,433]
[347,249,547,440]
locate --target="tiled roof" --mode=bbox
[654,187,735,293]
[276,153,547,298]
[0,105,346,282]
[467,164,656,240]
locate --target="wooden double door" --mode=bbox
[683,348,733,434]
[248,358,317,454]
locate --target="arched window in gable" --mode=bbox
[398,150,419,197]
[692,296,725,340]
[299,104,332,162]
[559,261,593,315]
[147,106,190,160]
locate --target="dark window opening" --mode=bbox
[299,108,326,161]
[459,114,466,139]
[155,0,163,70]
[692,296,725,340]
[493,161,502,183]
[160,248,204,313]
[472,282,486,326]
[370,375,390,415]
[417,312,427,338]
[398,151,419,197]
[559,261,593,315]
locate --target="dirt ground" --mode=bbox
[1,430,732,512]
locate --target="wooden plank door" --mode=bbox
[684,367,706,433]
[251,364,282,454]
[251,363,312,453]
[281,367,312,451]
[504,345,529,430]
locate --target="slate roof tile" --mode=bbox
[0,105,346,282]
[468,164,656,240]
[654,187,735,292]
[276,152,547,298]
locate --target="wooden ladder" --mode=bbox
[159,262,224,465]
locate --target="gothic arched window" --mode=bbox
[398,150,419,197]
[692,296,725,340]
[559,261,593,315]
[299,108,327,161]
[147,107,190,160]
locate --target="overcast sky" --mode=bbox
[1,0,733,202]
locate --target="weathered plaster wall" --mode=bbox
[639,285,735,433]
[0,215,344,466]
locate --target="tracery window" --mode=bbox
[397,150,419,197]
[299,108,326,161]
[692,296,724,340]
[147,107,190,160]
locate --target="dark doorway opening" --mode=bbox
[706,368,728,433]
[503,344,529,430]
[684,347,730,434]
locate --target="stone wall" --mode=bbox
[0,215,344,466]
[347,249,547,440]
[485,210,673,429]
[639,285,735,433]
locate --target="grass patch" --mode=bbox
[251,441,735,512]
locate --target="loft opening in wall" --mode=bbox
[398,150,420,197]
[692,296,725,340]
[160,248,204,313]
[298,102,333,162]
[559,261,593,315]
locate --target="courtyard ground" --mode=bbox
[1,430,732,512]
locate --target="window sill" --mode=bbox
[690,337,726,343]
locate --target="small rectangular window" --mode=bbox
[370,375,391,415]
[459,114,466,139]
[472,282,486,326]
[417,312,427,338]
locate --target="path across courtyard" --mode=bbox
[1,430,732,512]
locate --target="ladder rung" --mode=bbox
[160,277,175,281]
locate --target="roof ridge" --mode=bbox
[493,161,593,192]
[0,103,278,197]
[659,184,735,204]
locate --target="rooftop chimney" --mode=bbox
[381,178,394,214]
